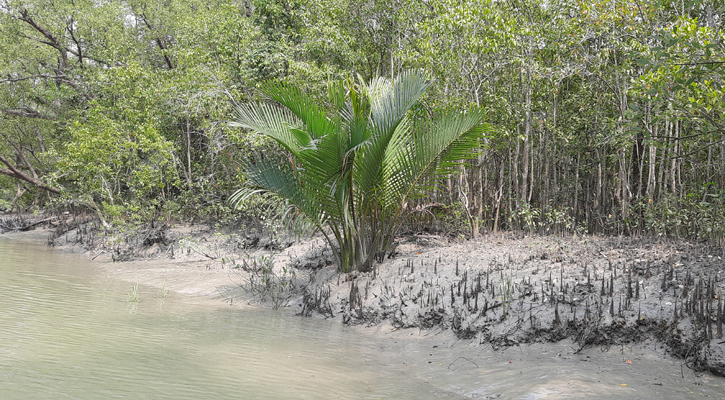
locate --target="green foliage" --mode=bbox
[414,202,472,237]
[507,203,579,236]
[510,203,540,233]
[231,71,486,272]
[635,16,725,137]
[60,113,175,201]
[1,0,723,248]
[638,189,725,242]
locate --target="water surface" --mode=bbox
[1,236,722,399]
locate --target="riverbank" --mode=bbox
[3,212,725,377]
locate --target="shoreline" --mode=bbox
[3,215,725,377]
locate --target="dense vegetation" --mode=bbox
[1,0,724,244]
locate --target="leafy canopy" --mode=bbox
[231,71,486,272]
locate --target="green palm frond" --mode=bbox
[296,132,344,195]
[368,70,430,139]
[383,111,486,212]
[327,79,348,113]
[233,157,325,225]
[230,103,304,152]
[261,81,335,140]
[354,71,431,199]
[230,71,486,273]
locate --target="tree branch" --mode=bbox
[140,13,175,69]
[0,131,37,180]
[673,60,725,66]
[0,154,60,194]
[17,9,68,70]
[0,107,53,120]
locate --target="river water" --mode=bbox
[1,236,723,399]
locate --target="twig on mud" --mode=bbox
[216,285,238,306]
[448,356,479,370]
[178,237,219,260]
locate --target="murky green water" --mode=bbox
[1,236,724,399]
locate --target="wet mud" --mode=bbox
[298,234,725,377]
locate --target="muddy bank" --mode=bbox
[299,234,725,377]
[3,212,725,377]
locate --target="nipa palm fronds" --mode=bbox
[230,71,488,272]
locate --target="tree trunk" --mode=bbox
[647,133,657,201]
[619,147,628,220]
[574,154,580,222]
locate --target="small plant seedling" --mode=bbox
[128,283,141,302]
[158,280,169,298]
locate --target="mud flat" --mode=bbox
[3,213,725,377]
[296,233,725,377]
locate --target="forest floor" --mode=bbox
[2,211,725,377]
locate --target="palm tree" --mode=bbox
[230,71,486,272]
